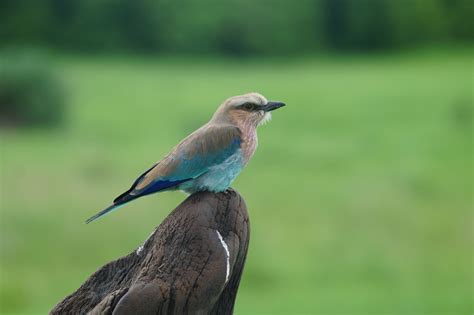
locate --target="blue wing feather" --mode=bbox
[114,134,241,203]
[168,137,241,180]
[140,178,191,196]
[86,125,241,223]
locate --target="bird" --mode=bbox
[85,92,285,223]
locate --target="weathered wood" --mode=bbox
[51,189,250,315]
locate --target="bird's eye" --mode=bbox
[243,103,255,110]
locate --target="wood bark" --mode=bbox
[50,189,250,315]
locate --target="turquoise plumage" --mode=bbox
[86,92,285,223]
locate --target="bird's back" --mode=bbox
[130,123,243,194]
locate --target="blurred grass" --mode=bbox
[1,48,473,314]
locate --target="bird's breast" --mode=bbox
[241,128,258,163]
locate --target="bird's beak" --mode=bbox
[262,101,286,112]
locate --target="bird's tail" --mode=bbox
[85,202,128,224]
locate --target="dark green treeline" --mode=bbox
[1,0,472,55]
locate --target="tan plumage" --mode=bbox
[133,124,241,193]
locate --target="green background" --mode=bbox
[2,49,473,314]
[1,0,473,314]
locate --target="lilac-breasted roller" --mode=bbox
[85,92,285,223]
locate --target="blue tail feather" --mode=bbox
[86,178,191,224]
[85,203,127,224]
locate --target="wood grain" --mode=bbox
[51,189,250,315]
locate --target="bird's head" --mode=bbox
[212,92,285,127]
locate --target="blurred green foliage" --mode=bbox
[1,0,473,313]
[1,49,472,314]
[0,51,65,127]
[0,0,472,55]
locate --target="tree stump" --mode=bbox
[50,189,250,315]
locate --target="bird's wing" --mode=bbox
[85,124,242,223]
[115,124,242,203]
